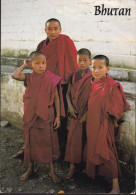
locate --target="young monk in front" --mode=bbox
[64,48,92,179]
[12,51,64,182]
[86,55,129,193]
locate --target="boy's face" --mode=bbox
[45,21,61,41]
[77,54,91,72]
[31,55,46,75]
[91,59,110,80]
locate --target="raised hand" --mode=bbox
[23,58,31,69]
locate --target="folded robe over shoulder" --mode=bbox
[23,71,65,163]
[70,69,92,119]
[65,69,92,163]
[36,34,79,84]
[86,75,129,179]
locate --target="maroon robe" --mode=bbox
[86,75,129,179]
[23,71,64,163]
[65,69,92,163]
[36,34,78,84]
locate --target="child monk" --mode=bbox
[36,18,78,85]
[64,48,92,179]
[12,51,64,182]
[86,55,129,193]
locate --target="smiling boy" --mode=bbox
[86,55,129,193]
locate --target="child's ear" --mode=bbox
[107,66,110,72]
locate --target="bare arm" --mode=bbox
[11,59,30,81]
[53,89,61,129]
[66,83,77,118]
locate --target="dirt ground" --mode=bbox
[0,122,135,194]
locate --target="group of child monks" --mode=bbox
[12,18,129,194]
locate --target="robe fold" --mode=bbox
[65,69,92,163]
[23,71,65,163]
[86,75,129,179]
[36,34,78,84]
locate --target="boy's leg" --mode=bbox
[109,178,120,194]
[65,163,75,179]
[49,162,61,182]
[20,162,33,181]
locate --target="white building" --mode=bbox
[1,0,136,68]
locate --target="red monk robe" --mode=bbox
[65,69,92,163]
[86,75,129,179]
[36,34,79,84]
[23,71,65,163]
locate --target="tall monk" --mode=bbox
[86,55,129,194]
[64,48,92,179]
[36,18,79,159]
[36,18,78,86]
[12,51,65,182]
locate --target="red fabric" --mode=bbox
[24,113,60,163]
[37,34,78,84]
[23,71,64,163]
[65,119,84,163]
[71,70,92,119]
[23,71,64,128]
[65,70,92,163]
[86,75,129,178]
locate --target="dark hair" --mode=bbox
[45,18,61,28]
[28,51,46,62]
[92,55,109,66]
[77,48,91,59]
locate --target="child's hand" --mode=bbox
[69,105,78,119]
[23,58,31,69]
[114,118,119,128]
[53,117,61,129]
[120,112,125,121]
[79,112,87,123]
